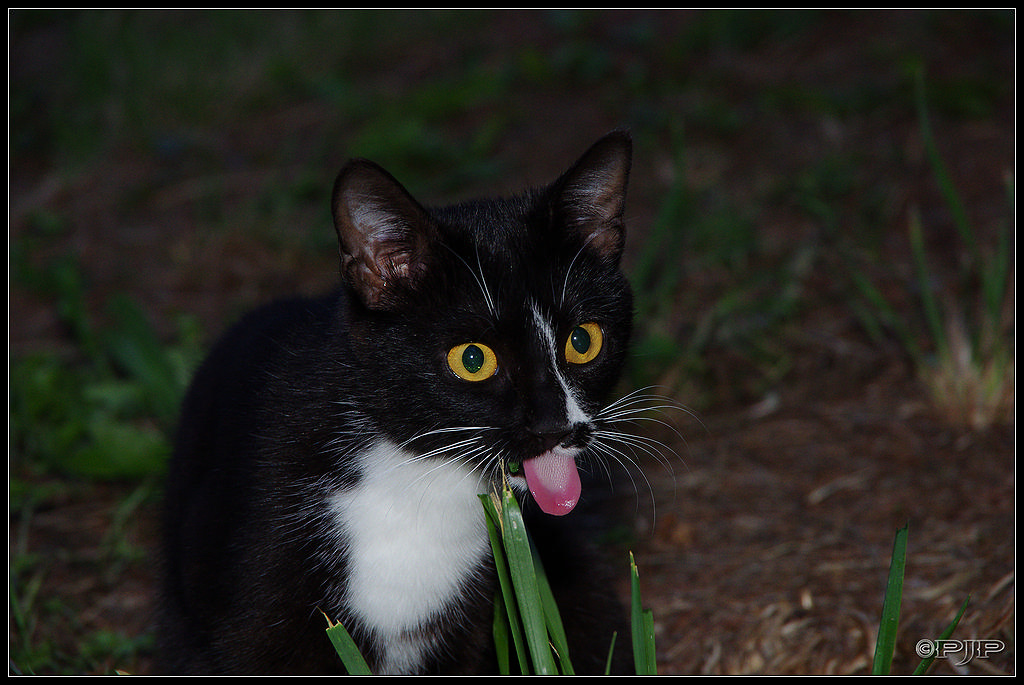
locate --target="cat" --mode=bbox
[157,131,646,675]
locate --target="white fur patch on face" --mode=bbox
[327,440,490,674]
[530,301,591,426]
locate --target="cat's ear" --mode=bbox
[332,160,437,309]
[552,130,632,264]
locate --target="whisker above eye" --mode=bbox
[440,242,498,317]
[560,243,589,307]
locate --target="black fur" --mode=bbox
[158,132,636,674]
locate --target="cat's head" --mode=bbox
[331,132,634,516]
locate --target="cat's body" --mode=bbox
[158,132,638,674]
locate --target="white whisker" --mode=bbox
[586,439,655,519]
[319,383,697,538]
[559,243,589,307]
[592,429,677,471]
[441,243,498,317]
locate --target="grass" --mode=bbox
[322,517,980,676]
[9,240,200,673]
[848,69,1013,430]
[9,9,1011,675]
[10,252,201,480]
[324,478,658,675]
[9,473,161,674]
[628,122,814,407]
[324,511,977,676]
[871,524,970,675]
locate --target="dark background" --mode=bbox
[9,10,1014,674]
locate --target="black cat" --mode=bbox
[158,132,643,674]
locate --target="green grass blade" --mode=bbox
[908,211,948,360]
[984,213,1011,324]
[492,592,512,675]
[979,178,1012,327]
[603,631,619,675]
[499,486,558,674]
[482,485,653,675]
[630,552,657,675]
[481,493,529,674]
[530,540,574,674]
[848,269,923,364]
[872,524,909,675]
[323,613,372,675]
[913,68,976,258]
[912,595,970,675]
[103,294,185,429]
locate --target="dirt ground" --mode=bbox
[9,10,1014,675]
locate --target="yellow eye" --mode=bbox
[447,343,499,382]
[565,322,603,365]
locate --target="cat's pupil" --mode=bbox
[462,345,485,374]
[570,326,591,355]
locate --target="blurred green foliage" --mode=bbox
[8,9,1012,674]
[11,247,202,480]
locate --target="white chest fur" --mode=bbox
[327,440,491,674]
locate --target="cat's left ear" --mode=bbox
[331,159,437,309]
[552,130,632,265]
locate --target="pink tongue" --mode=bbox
[522,451,581,516]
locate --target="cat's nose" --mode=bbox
[526,428,572,454]
[525,423,589,454]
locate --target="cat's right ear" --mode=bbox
[331,160,437,309]
[552,130,632,266]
